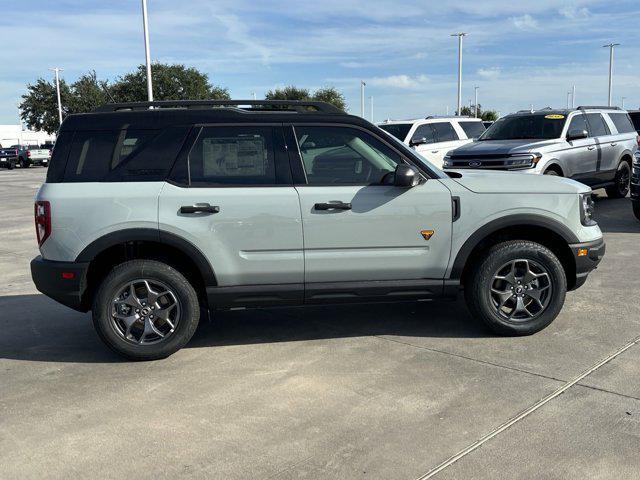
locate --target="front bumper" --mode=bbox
[631,160,639,201]
[31,256,90,311]
[568,238,605,290]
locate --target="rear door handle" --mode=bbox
[314,201,352,211]
[610,142,617,147]
[180,203,220,214]
[587,146,596,150]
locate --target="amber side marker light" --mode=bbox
[420,230,435,240]
[577,248,588,257]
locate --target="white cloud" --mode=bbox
[367,75,429,89]
[512,14,538,30]
[477,67,501,79]
[559,6,591,19]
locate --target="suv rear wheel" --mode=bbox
[465,240,567,335]
[92,260,200,360]
[605,161,630,198]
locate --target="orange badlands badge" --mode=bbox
[420,230,435,240]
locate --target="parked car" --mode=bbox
[31,100,604,360]
[632,151,640,220]
[12,144,50,168]
[443,106,639,198]
[377,116,486,168]
[0,146,19,169]
[628,110,640,134]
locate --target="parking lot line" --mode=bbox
[415,333,640,479]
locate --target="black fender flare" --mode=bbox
[449,214,579,280]
[76,228,217,285]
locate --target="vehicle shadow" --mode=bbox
[0,293,488,363]
[592,191,640,234]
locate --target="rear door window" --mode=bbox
[586,113,610,137]
[175,126,278,186]
[431,122,459,142]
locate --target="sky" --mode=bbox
[1,0,639,126]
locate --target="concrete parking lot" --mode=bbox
[1,168,639,479]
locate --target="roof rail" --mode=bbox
[577,105,621,110]
[425,115,473,119]
[93,99,343,114]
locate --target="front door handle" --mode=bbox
[587,146,596,151]
[180,203,220,214]
[610,142,617,147]
[314,201,352,211]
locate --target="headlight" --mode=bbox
[633,152,640,167]
[579,193,596,226]
[505,153,542,168]
[443,153,453,168]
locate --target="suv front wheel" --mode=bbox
[465,240,567,335]
[92,260,200,360]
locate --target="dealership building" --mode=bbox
[0,124,55,147]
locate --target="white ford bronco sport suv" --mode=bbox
[31,100,605,360]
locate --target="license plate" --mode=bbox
[0,158,6,162]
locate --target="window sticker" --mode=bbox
[202,136,266,177]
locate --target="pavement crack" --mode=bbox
[372,335,566,384]
[574,383,640,402]
[413,333,640,480]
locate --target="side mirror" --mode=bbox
[394,164,420,187]
[409,137,427,147]
[566,129,588,141]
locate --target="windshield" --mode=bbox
[479,114,566,140]
[378,123,412,141]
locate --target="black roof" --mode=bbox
[62,100,368,132]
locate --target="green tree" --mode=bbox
[264,85,311,101]
[481,110,498,121]
[312,87,347,111]
[110,63,229,102]
[20,78,72,134]
[20,63,230,133]
[264,85,347,111]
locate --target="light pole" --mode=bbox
[141,0,154,102]
[566,91,571,109]
[572,85,576,108]
[360,80,366,118]
[602,43,619,107]
[251,92,256,100]
[474,86,479,118]
[451,32,466,116]
[621,96,626,109]
[48,67,63,126]
[369,96,374,122]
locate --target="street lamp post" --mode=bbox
[621,96,626,109]
[474,86,479,118]
[360,80,366,118]
[369,96,374,122]
[566,91,571,109]
[451,33,466,116]
[141,0,154,102]
[572,85,576,108]
[602,43,619,107]
[48,67,63,126]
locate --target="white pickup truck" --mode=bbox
[14,144,50,168]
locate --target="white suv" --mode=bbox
[31,100,604,360]
[377,117,486,168]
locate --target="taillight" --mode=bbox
[48,149,53,158]
[27,150,31,158]
[636,135,640,147]
[34,201,51,246]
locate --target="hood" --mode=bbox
[450,139,559,156]
[449,170,590,194]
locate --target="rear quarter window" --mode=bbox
[457,121,486,139]
[63,129,159,182]
[45,130,73,183]
[431,122,459,142]
[608,113,636,134]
